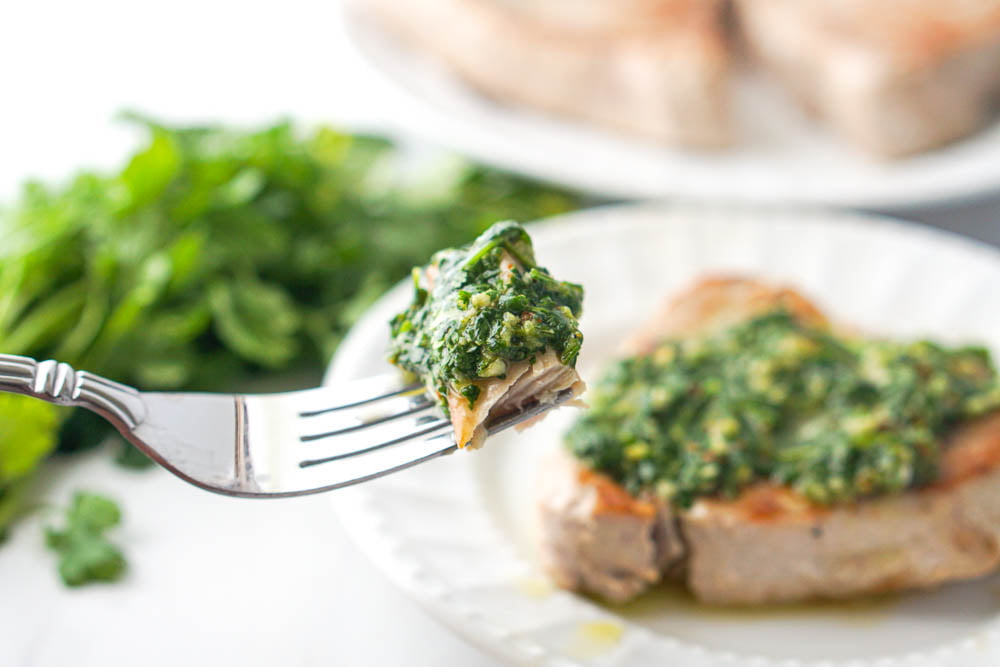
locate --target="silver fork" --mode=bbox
[0,354,571,497]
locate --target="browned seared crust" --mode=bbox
[538,277,1000,604]
[364,0,732,147]
[736,0,1000,157]
[577,465,658,519]
[938,412,1000,486]
[622,276,828,356]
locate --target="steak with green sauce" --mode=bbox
[538,277,1000,604]
[389,221,586,450]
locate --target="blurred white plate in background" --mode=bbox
[340,5,1000,209]
[329,203,1000,667]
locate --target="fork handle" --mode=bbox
[0,354,145,430]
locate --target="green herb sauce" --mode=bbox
[388,221,584,411]
[567,311,1000,506]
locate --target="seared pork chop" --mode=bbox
[363,0,732,147]
[539,277,1000,604]
[684,412,1000,604]
[449,348,585,449]
[737,0,1000,157]
[538,449,683,602]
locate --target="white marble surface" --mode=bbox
[0,2,997,666]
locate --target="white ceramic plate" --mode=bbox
[339,4,1000,209]
[329,204,1000,666]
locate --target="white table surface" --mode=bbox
[1,2,997,667]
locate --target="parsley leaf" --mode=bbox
[45,492,126,586]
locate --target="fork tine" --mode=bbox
[295,387,578,472]
[287,432,458,493]
[292,373,421,416]
[299,417,451,467]
[299,393,434,442]
[298,408,449,465]
[286,391,573,492]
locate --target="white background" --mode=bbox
[0,2,997,666]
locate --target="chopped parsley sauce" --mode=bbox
[567,311,1000,506]
[388,221,584,411]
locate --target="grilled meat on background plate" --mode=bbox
[539,277,1000,604]
[737,0,1000,157]
[365,0,732,148]
[363,0,1000,156]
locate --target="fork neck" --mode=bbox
[0,354,145,431]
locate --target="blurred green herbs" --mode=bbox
[45,492,126,586]
[0,114,585,579]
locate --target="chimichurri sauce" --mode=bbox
[567,311,1000,507]
[388,221,584,412]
